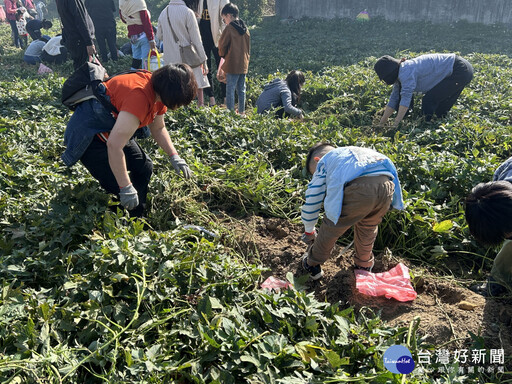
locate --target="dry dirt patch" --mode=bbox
[224,215,512,355]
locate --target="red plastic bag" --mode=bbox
[261,276,292,291]
[355,263,417,302]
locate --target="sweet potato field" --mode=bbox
[1,15,512,383]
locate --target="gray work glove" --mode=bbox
[301,230,317,245]
[119,183,139,210]
[170,154,192,179]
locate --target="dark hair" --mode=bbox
[151,64,197,110]
[184,0,199,12]
[16,10,23,18]
[42,19,53,29]
[465,181,512,246]
[374,55,401,85]
[305,142,334,174]
[285,70,305,104]
[221,3,239,18]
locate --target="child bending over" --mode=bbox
[301,143,404,280]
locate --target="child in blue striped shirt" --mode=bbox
[301,143,404,280]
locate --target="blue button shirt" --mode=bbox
[388,53,456,110]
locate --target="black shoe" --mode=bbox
[302,255,323,280]
[470,276,508,297]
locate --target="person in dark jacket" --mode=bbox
[85,0,118,62]
[56,0,96,69]
[256,70,305,119]
[26,18,52,40]
[197,0,229,106]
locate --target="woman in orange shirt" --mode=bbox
[62,64,197,217]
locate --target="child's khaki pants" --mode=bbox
[307,175,395,268]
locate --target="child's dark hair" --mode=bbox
[305,142,333,174]
[221,3,239,18]
[151,64,198,110]
[285,70,305,104]
[16,9,23,18]
[42,19,53,29]
[465,181,512,246]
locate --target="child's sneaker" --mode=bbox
[302,255,323,280]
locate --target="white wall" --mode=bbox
[276,0,512,25]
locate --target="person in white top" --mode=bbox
[157,0,209,107]
[41,35,68,64]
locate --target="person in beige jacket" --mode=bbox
[218,3,250,114]
[157,0,209,106]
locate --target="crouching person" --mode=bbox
[61,64,197,217]
[465,157,512,296]
[301,143,404,280]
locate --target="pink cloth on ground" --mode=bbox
[355,262,417,302]
[261,276,292,291]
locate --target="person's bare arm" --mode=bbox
[106,111,140,188]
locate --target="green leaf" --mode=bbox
[433,220,453,233]
[241,354,261,368]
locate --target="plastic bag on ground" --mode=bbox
[261,276,292,291]
[37,63,53,75]
[355,262,417,302]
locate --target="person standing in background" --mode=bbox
[56,0,96,69]
[197,0,228,106]
[22,0,36,17]
[218,3,250,114]
[119,0,156,70]
[5,0,21,47]
[35,0,46,20]
[156,0,209,106]
[15,9,29,49]
[85,0,118,62]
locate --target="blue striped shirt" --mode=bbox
[301,147,404,233]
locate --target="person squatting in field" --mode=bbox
[465,157,512,297]
[374,53,474,127]
[61,65,197,217]
[256,70,305,119]
[300,143,404,280]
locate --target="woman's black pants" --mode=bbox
[422,56,474,120]
[80,135,153,217]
